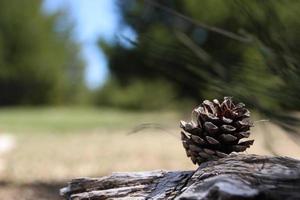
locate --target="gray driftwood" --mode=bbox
[60,154,300,200]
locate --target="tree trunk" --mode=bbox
[60,154,300,200]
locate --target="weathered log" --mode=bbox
[60,154,300,200]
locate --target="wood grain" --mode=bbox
[60,154,300,200]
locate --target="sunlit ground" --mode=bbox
[0,107,300,199]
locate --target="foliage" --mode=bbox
[95,78,186,110]
[0,0,86,105]
[98,0,300,131]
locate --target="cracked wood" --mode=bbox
[60,154,300,200]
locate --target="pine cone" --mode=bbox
[180,97,254,165]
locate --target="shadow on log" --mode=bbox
[60,154,300,200]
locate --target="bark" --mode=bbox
[60,154,300,200]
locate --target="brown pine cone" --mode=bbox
[180,97,254,165]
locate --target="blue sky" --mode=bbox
[43,0,134,89]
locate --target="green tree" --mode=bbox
[98,0,300,131]
[0,0,86,105]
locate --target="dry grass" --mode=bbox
[1,129,191,183]
[0,107,300,199]
[1,122,300,183]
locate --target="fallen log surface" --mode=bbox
[60,154,300,200]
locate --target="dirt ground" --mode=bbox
[0,182,63,200]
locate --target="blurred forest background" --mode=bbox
[0,0,300,199]
[1,0,300,113]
